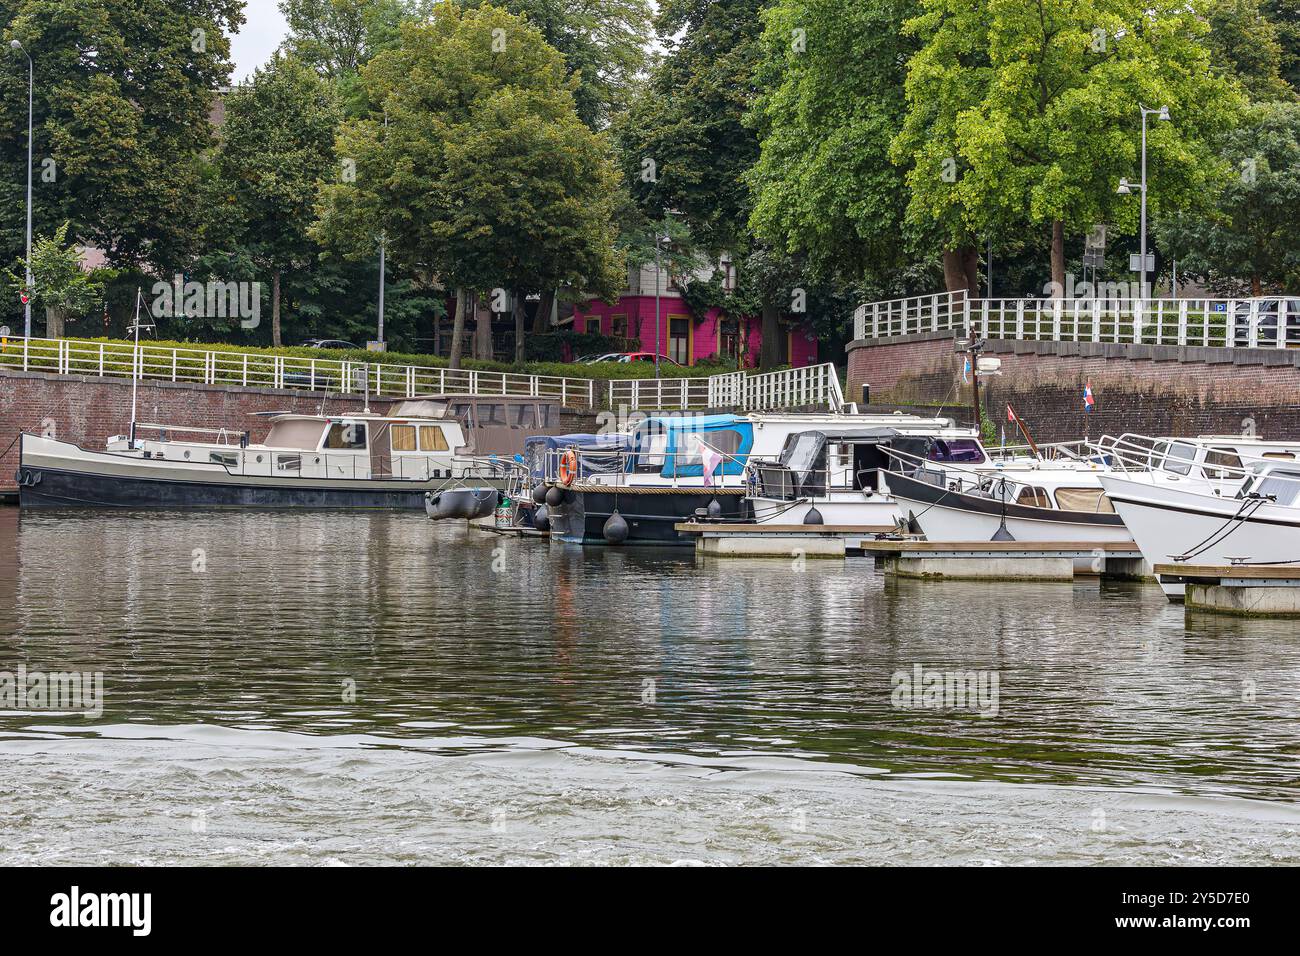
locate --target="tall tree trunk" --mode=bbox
[512,288,526,364]
[1252,275,1263,296]
[271,271,282,346]
[45,305,65,338]
[532,288,555,334]
[962,247,981,300]
[449,287,466,370]
[474,292,492,360]
[759,298,782,370]
[942,248,974,295]
[1050,221,1066,299]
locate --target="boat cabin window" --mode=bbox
[1148,441,1169,469]
[891,437,986,466]
[477,404,507,425]
[1263,451,1297,460]
[391,425,417,451]
[1252,470,1300,506]
[682,429,745,465]
[419,425,449,452]
[1054,487,1115,513]
[1015,486,1052,508]
[276,454,302,472]
[513,404,539,428]
[210,451,239,468]
[450,403,474,424]
[1162,442,1196,476]
[634,433,669,472]
[1202,447,1244,480]
[324,422,367,450]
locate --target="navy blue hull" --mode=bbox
[18,466,430,510]
[548,488,748,545]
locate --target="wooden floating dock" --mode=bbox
[1155,563,1300,617]
[673,522,897,557]
[675,522,1147,578]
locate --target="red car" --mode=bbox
[586,352,683,366]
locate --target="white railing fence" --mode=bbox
[853,292,1300,350]
[607,362,843,412]
[0,337,845,413]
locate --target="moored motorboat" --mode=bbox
[17,398,525,510]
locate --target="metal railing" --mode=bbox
[0,336,600,406]
[0,336,846,413]
[607,362,844,412]
[853,292,1300,350]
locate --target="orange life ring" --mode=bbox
[558,448,578,486]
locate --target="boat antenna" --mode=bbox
[126,286,154,447]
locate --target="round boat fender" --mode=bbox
[602,510,629,545]
[531,483,548,504]
[533,504,550,532]
[803,505,824,525]
[545,485,565,507]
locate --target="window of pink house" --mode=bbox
[669,317,691,365]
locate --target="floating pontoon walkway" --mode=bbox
[674,523,1146,577]
[1155,563,1300,617]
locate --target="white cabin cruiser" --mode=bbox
[17,398,524,510]
[1097,434,1300,598]
[744,425,987,526]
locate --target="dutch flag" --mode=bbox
[1084,381,1095,412]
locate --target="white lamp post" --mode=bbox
[1117,103,1170,298]
[10,39,33,338]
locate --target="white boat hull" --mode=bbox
[1100,475,1300,598]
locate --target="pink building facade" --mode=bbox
[570,294,819,369]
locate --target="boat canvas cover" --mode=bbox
[523,433,629,479]
[779,428,901,489]
[640,415,754,478]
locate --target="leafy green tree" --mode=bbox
[6,220,104,337]
[1261,0,1300,91]
[218,53,339,346]
[314,3,625,368]
[891,0,1246,296]
[463,0,652,129]
[1206,0,1295,101]
[747,0,923,296]
[0,0,243,317]
[278,0,411,113]
[1156,99,1300,294]
[617,0,819,367]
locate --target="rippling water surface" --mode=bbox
[1,507,1298,865]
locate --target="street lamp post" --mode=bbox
[1117,104,1170,299]
[10,39,33,338]
[653,230,668,379]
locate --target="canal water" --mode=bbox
[1,507,1298,865]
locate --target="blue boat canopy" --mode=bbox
[523,433,630,479]
[629,415,754,478]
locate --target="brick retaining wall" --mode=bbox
[848,334,1300,442]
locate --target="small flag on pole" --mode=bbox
[1084,381,1095,412]
[962,356,971,384]
[696,436,723,487]
[1007,404,1017,423]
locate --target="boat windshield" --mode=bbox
[263,419,329,450]
[893,437,986,465]
[1251,470,1300,506]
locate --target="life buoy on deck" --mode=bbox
[558,448,578,486]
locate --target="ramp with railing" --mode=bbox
[0,336,844,413]
[853,291,1300,350]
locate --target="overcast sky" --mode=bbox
[230,1,290,82]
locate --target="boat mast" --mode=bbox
[128,287,146,446]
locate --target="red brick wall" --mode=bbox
[848,334,1300,442]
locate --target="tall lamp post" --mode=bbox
[1117,103,1170,299]
[10,39,33,338]
[653,229,671,379]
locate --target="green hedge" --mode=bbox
[0,335,721,383]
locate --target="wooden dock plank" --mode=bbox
[674,522,897,534]
[859,539,1138,554]
[1153,563,1300,580]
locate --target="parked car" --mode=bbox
[1231,299,1300,348]
[301,338,362,350]
[586,351,683,366]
